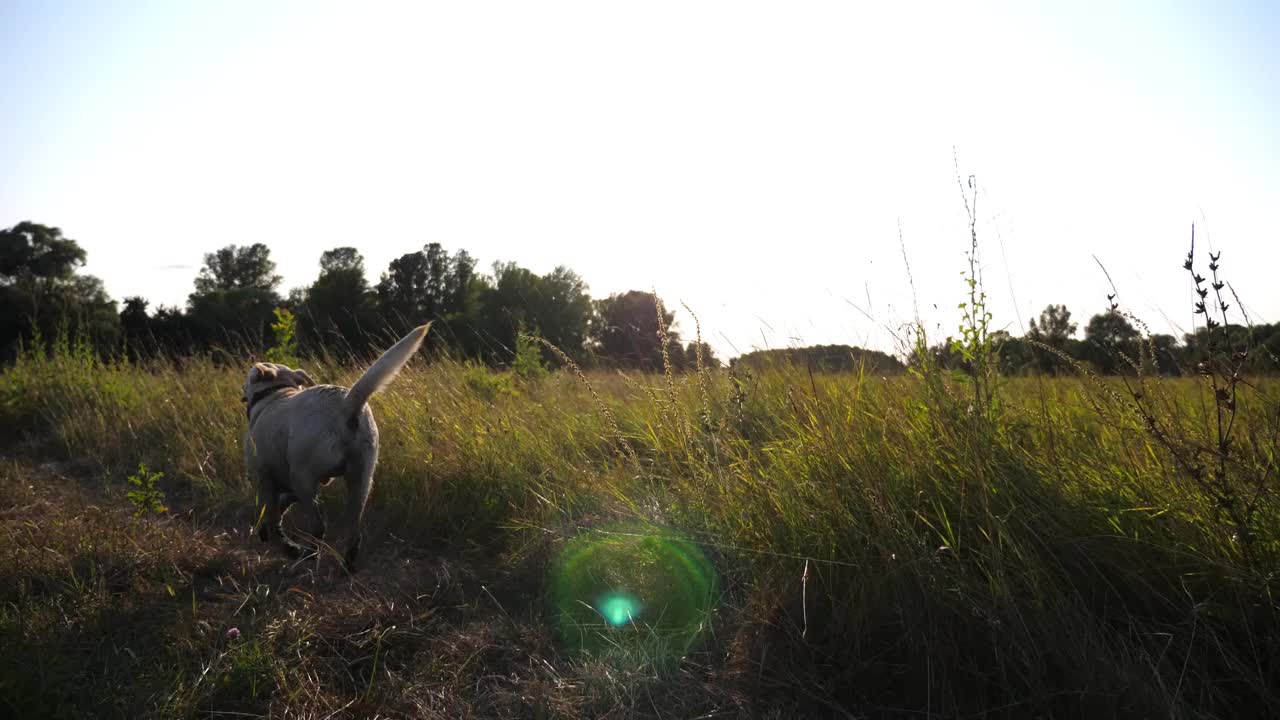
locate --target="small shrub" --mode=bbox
[463,363,514,402]
[126,462,168,516]
[513,331,548,383]
[265,307,299,366]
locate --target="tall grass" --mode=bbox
[2,322,1278,716]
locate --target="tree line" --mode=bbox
[919,302,1280,376]
[4,220,1278,375]
[732,345,906,374]
[0,221,717,370]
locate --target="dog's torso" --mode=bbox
[245,384,379,493]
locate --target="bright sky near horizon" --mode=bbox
[2,1,1276,359]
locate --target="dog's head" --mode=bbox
[241,362,317,418]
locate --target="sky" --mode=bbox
[2,0,1277,359]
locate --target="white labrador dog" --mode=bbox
[241,323,431,569]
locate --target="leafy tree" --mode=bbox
[375,243,467,328]
[992,330,1035,375]
[148,304,198,357]
[590,290,681,370]
[1182,322,1280,375]
[447,250,478,318]
[1027,304,1078,373]
[117,296,202,360]
[297,247,378,356]
[0,221,87,304]
[424,242,451,313]
[1028,304,1076,342]
[54,275,120,349]
[1082,310,1141,374]
[529,266,592,360]
[186,243,283,349]
[684,341,722,370]
[285,286,308,309]
[472,262,593,364]
[192,244,281,295]
[120,296,149,333]
[1247,323,1280,373]
[1148,333,1184,375]
[0,221,119,358]
[376,250,431,328]
[374,245,504,357]
[119,296,152,359]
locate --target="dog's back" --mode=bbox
[253,385,374,480]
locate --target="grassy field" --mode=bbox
[1,338,1278,718]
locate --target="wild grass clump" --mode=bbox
[1,259,1278,716]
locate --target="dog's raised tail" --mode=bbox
[342,322,432,419]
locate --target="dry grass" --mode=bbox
[1,334,1279,717]
[0,458,783,719]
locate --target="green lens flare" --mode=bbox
[548,521,718,658]
[596,591,642,626]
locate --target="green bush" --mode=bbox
[126,462,167,516]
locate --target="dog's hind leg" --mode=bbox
[339,445,378,572]
[287,477,327,556]
[256,472,305,556]
[256,472,285,543]
[275,491,306,557]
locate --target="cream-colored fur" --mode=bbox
[241,323,431,569]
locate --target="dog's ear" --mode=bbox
[251,363,279,382]
[293,369,317,387]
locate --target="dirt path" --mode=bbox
[0,456,795,720]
